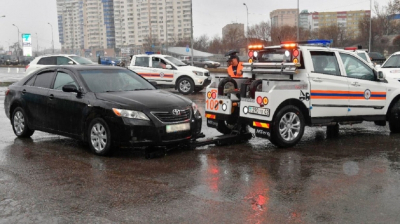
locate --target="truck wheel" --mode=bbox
[270,105,305,148]
[11,107,35,138]
[218,77,237,96]
[389,100,400,133]
[249,79,263,99]
[177,77,194,95]
[216,120,236,134]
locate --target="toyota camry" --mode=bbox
[4,66,202,156]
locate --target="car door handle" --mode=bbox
[312,78,323,82]
[22,89,26,95]
[351,82,360,87]
[49,94,54,100]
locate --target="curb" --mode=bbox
[0,82,14,87]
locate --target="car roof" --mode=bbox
[33,65,127,73]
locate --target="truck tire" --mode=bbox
[218,77,237,96]
[270,105,305,148]
[389,100,400,133]
[177,77,194,95]
[249,79,263,99]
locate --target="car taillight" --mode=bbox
[25,64,30,71]
[5,89,10,96]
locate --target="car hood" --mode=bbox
[95,89,192,110]
[176,65,208,72]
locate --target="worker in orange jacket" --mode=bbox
[227,55,243,77]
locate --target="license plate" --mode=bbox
[166,123,190,133]
[248,106,270,117]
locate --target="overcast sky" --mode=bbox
[0,0,392,51]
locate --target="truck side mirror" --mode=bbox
[377,71,385,80]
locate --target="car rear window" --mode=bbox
[33,71,55,88]
[38,57,57,65]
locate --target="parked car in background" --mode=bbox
[369,52,386,65]
[4,66,202,156]
[128,54,210,94]
[344,47,374,67]
[376,51,400,79]
[193,58,220,68]
[26,54,96,74]
[6,56,19,66]
[179,56,192,65]
[100,57,121,66]
[20,56,34,66]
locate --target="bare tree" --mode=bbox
[270,26,297,44]
[247,21,271,44]
[208,35,223,54]
[193,35,210,52]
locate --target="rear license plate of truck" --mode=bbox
[166,123,190,133]
[248,106,270,117]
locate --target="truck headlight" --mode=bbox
[112,108,150,120]
[193,71,203,76]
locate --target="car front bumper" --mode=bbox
[105,112,202,148]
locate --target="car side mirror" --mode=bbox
[68,61,74,65]
[377,71,385,80]
[149,81,158,87]
[165,64,172,69]
[62,84,80,93]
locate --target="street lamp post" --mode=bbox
[12,24,20,58]
[36,32,39,56]
[243,3,249,49]
[48,22,54,53]
[297,0,299,41]
[369,0,372,51]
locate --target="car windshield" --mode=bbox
[70,56,95,65]
[165,56,187,66]
[257,48,291,62]
[357,53,367,61]
[79,69,156,93]
[382,55,400,68]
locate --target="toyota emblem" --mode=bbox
[172,109,181,115]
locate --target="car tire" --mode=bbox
[249,79,263,99]
[87,118,113,156]
[389,100,400,133]
[11,107,35,138]
[270,105,305,148]
[204,64,208,69]
[177,77,194,95]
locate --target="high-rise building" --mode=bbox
[311,10,370,39]
[113,0,192,54]
[57,0,192,55]
[270,8,298,27]
[222,23,244,40]
[57,0,85,54]
[299,10,311,30]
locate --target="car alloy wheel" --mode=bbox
[279,112,301,141]
[90,123,108,153]
[13,111,25,135]
[180,80,191,93]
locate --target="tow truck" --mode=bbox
[201,39,400,148]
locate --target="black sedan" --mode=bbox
[4,66,202,156]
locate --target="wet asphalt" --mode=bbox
[1,68,400,223]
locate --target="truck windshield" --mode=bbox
[257,49,291,62]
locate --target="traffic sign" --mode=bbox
[186,45,189,52]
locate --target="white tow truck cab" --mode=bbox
[128,53,211,94]
[205,40,400,148]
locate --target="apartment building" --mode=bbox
[270,8,298,27]
[113,0,192,53]
[57,0,192,54]
[311,10,370,39]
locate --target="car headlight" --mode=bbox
[112,108,150,120]
[193,71,203,76]
[192,102,199,115]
